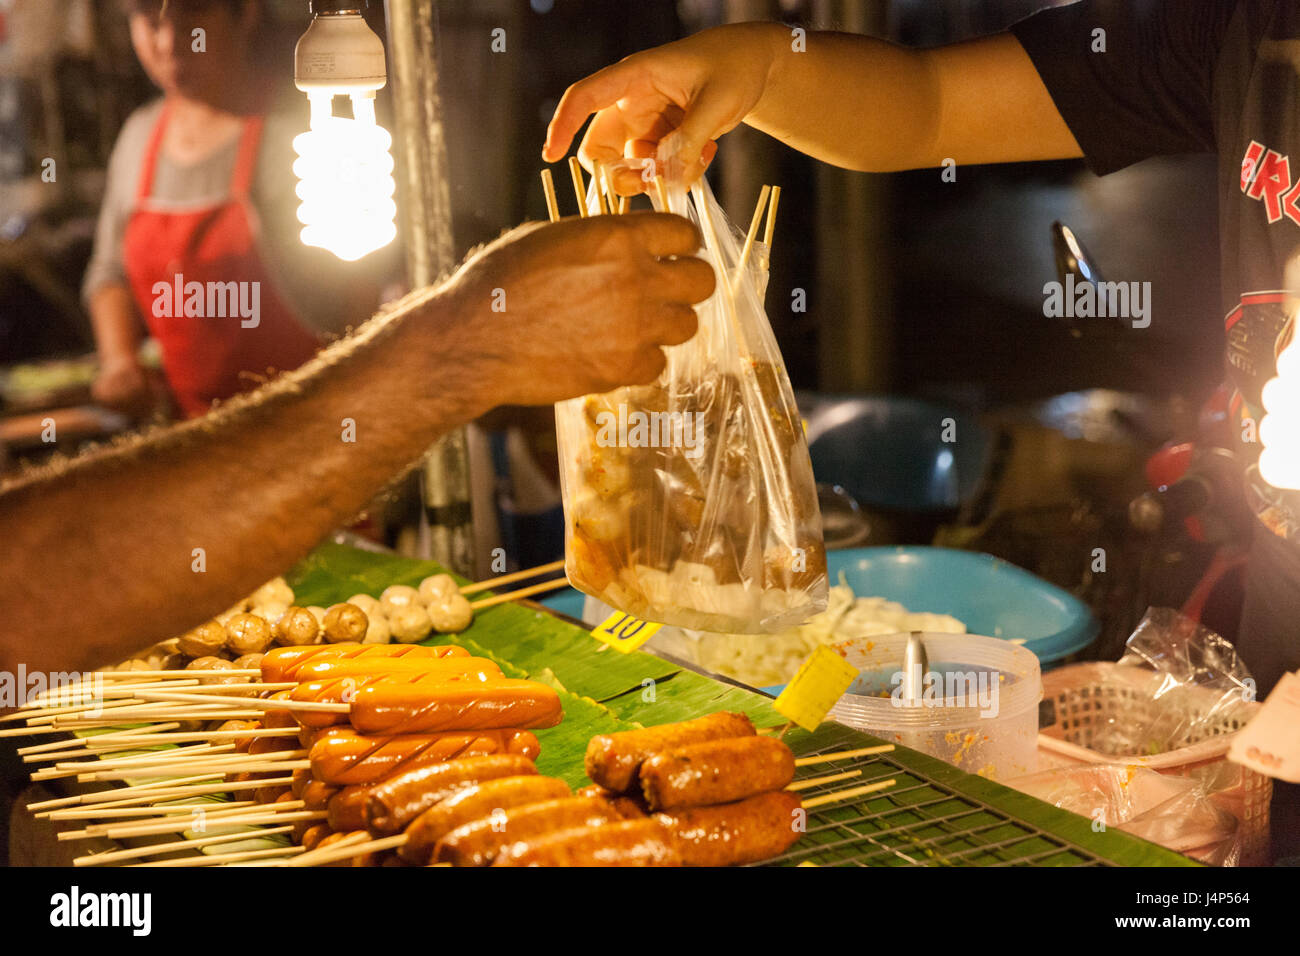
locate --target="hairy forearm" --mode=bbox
[0,284,497,676]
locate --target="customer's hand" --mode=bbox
[444,212,715,407]
[92,357,152,416]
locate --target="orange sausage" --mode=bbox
[349,679,562,735]
[310,729,541,785]
[491,819,680,867]
[638,736,795,810]
[260,644,470,683]
[584,712,756,792]
[290,661,503,728]
[433,796,617,867]
[362,754,539,835]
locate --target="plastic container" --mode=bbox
[1037,662,1272,866]
[826,632,1042,781]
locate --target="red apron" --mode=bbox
[124,106,322,418]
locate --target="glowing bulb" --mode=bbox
[293,92,397,262]
[1259,339,1300,490]
[293,6,395,262]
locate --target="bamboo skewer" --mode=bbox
[34,775,294,815]
[134,845,305,867]
[17,723,182,755]
[282,832,407,867]
[74,804,322,842]
[787,769,862,792]
[25,773,227,813]
[30,744,235,780]
[592,162,612,215]
[48,800,257,822]
[800,778,897,810]
[653,175,670,212]
[568,157,588,217]
[793,745,895,767]
[540,168,561,223]
[80,759,310,783]
[84,669,259,682]
[732,184,772,291]
[74,825,297,867]
[111,689,349,713]
[467,576,571,612]
[460,558,565,596]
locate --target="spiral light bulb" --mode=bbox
[293,92,397,262]
[293,4,395,262]
[1259,338,1300,490]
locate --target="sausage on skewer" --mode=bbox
[655,790,803,866]
[348,680,563,736]
[638,736,795,810]
[491,819,681,867]
[260,644,469,683]
[309,729,540,785]
[433,796,619,867]
[584,712,756,792]
[397,775,572,864]
[361,753,540,835]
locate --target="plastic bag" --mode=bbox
[556,166,828,632]
[1090,607,1256,756]
[1006,764,1243,865]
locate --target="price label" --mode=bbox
[591,611,663,654]
[1229,671,1300,782]
[773,645,858,732]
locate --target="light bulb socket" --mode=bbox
[296,4,386,93]
[309,1,368,13]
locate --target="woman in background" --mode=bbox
[86,0,388,418]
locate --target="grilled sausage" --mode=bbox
[584,712,756,792]
[299,823,332,850]
[655,790,803,866]
[348,680,563,735]
[290,660,503,728]
[362,754,539,835]
[575,784,647,819]
[310,729,541,785]
[260,644,469,683]
[397,775,572,864]
[302,778,341,812]
[433,796,618,867]
[639,736,795,810]
[491,819,681,867]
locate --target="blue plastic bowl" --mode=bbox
[542,546,1097,671]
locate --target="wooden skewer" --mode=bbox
[282,832,407,867]
[85,726,300,747]
[617,194,629,215]
[654,176,670,212]
[54,742,237,771]
[20,695,187,725]
[787,769,862,791]
[35,776,295,816]
[732,184,772,291]
[133,845,305,867]
[81,806,323,842]
[691,180,745,347]
[279,829,371,867]
[18,722,181,755]
[592,161,611,215]
[66,799,309,840]
[460,558,565,596]
[26,773,228,812]
[800,778,897,810]
[75,825,297,867]
[793,745,895,767]
[541,168,561,223]
[468,576,572,612]
[90,669,260,682]
[50,801,258,822]
[763,184,781,251]
[114,689,349,713]
[80,758,310,783]
[9,681,204,716]
[567,157,588,217]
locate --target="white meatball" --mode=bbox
[389,604,433,644]
[573,493,626,542]
[251,602,290,626]
[418,574,459,604]
[427,594,474,634]
[250,577,295,608]
[346,593,383,619]
[380,585,421,617]
[362,613,392,644]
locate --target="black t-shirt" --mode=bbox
[1013,0,1300,546]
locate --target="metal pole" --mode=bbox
[384,0,476,575]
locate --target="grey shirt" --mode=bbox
[83,98,394,336]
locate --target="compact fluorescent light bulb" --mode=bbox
[293,3,396,262]
[1259,338,1300,490]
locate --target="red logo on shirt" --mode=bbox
[1240,140,1300,225]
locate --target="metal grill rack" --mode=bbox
[762,740,1109,868]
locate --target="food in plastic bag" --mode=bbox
[1007,764,1243,866]
[1090,607,1256,756]
[556,168,827,632]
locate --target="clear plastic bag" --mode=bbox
[1089,607,1257,756]
[1007,764,1243,865]
[556,167,828,632]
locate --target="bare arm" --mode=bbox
[0,214,714,678]
[545,22,1081,184]
[88,283,152,414]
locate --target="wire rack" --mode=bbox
[760,740,1109,868]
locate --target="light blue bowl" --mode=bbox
[542,545,1097,670]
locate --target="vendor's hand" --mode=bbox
[92,357,152,416]
[446,212,715,407]
[543,23,782,192]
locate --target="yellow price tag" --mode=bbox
[773,645,858,732]
[591,611,663,654]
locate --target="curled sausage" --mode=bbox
[434,796,617,867]
[491,819,680,867]
[584,712,756,792]
[362,753,539,835]
[638,736,795,810]
[397,775,572,864]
